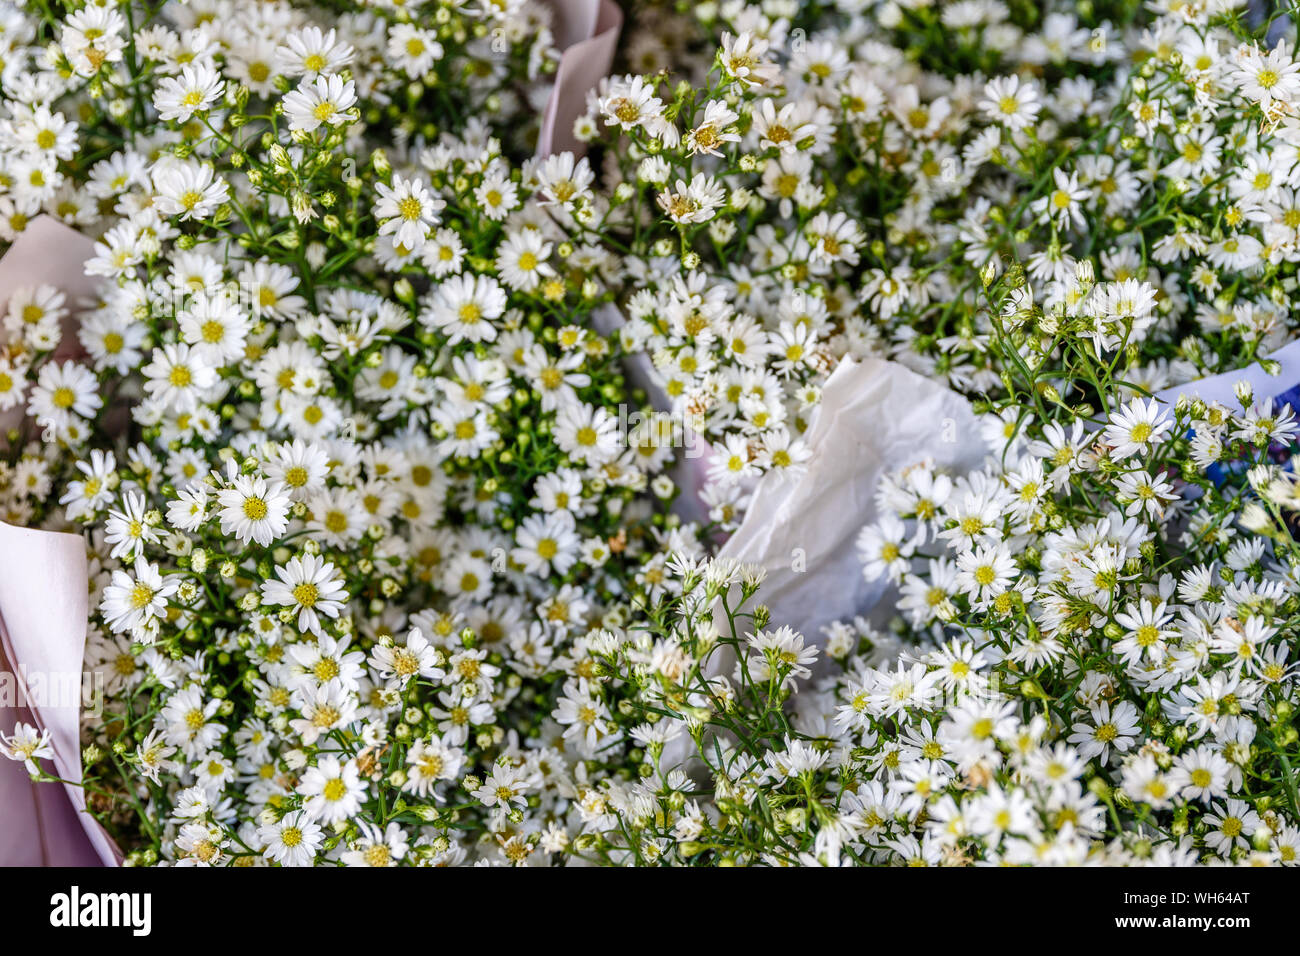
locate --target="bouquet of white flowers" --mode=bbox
[1,0,1298,869]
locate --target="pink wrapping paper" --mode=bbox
[0,215,99,445]
[0,521,120,865]
[538,0,622,157]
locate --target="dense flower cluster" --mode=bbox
[1,0,1299,866]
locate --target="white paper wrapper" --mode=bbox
[661,357,988,768]
[714,356,988,669]
[0,521,120,865]
[537,0,622,158]
[0,220,118,864]
[1154,340,1300,411]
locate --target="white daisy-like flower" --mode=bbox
[258,809,323,867]
[104,490,159,561]
[260,553,348,636]
[420,273,507,344]
[553,402,620,466]
[27,360,102,432]
[684,101,740,157]
[533,152,595,207]
[100,556,179,636]
[263,439,330,499]
[152,159,230,221]
[386,23,443,78]
[274,26,353,78]
[372,173,443,253]
[282,73,357,133]
[403,737,465,799]
[511,511,582,577]
[368,628,444,685]
[215,470,291,547]
[177,291,251,366]
[494,230,554,292]
[166,483,209,533]
[141,343,218,413]
[0,722,54,774]
[153,61,225,123]
[4,284,66,344]
[1103,398,1173,459]
[297,756,364,824]
[719,31,780,88]
[1231,43,1300,112]
[980,74,1041,130]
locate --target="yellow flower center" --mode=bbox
[292,582,320,607]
